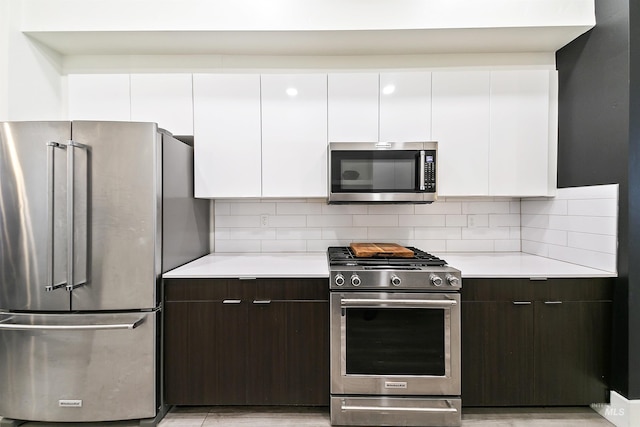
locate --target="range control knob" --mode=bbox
[446,275,460,287]
[334,274,345,287]
[351,274,362,287]
[390,275,402,287]
[430,274,443,287]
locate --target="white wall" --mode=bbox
[1,1,64,121]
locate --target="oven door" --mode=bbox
[330,292,460,396]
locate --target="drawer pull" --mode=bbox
[544,301,563,305]
[222,299,241,304]
[253,300,271,304]
[512,301,532,305]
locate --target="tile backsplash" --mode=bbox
[213,197,522,254]
[521,184,618,272]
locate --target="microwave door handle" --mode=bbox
[419,150,426,191]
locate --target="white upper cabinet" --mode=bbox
[489,70,554,196]
[328,73,379,142]
[261,74,328,198]
[68,74,130,121]
[379,72,432,142]
[193,74,262,198]
[432,71,491,196]
[130,74,193,135]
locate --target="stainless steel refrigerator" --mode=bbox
[0,121,209,424]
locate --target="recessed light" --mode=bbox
[382,84,396,95]
[286,87,298,97]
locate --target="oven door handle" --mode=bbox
[340,298,457,309]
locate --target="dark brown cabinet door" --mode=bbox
[534,301,611,405]
[163,278,329,406]
[462,301,534,405]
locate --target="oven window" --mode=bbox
[345,308,445,376]
[331,151,419,192]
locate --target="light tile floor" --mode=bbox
[3,406,615,427]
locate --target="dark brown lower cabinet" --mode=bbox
[461,278,612,407]
[163,278,329,406]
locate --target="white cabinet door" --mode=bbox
[432,71,491,196]
[261,74,328,198]
[130,74,193,135]
[489,70,552,196]
[328,73,378,142]
[193,74,262,198]
[379,72,432,142]
[68,74,130,121]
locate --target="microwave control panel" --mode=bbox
[424,151,436,192]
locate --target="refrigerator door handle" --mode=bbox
[45,141,67,292]
[0,316,145,331]
[66,140,87,292]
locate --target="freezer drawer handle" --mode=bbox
[0,317,145,331]
[45,141,66,293]
[341,401,458,414]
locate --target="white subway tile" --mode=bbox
[567,199,618,217]
[261,240,307,252]
[521,214,550,229]
[367,205,415,215]
[267,215,307,228]
[568,232,617,254]
[494,240,521,252]
[548,245,617,272]
[446,240,494,252]
[214,201,231,215]
[229,202,277,215]
[367,227,415,240]
[215,240,261,253]
[549,215,617,235]
[521,227,567,246]
[307,239,352,251]
[276,228,322,240]
[353,215,398,227]
[461,227,511,240]
[415,227,462,240]
[216,215,260,228]
[415,202,462,215]
[307,215,353,227]
[229,228,277,240]
[467,214,489,228]
[322,228,368,240]
[489,214,520,227]
[521,240,549,257]
[510,227,521,239]
[510,201,521,214]
[462,201,511,214]
[321,204,368,214]
[214,229,231,240]
[556,184,618,200]
[409,240,447,252]
[277,202,323,215]
[521,199,568,215]
[400,214,446,227]
[446,215,467,227]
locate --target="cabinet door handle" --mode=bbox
[253,300,271,304]
[544,301,563,305]
[222,299,242,304]
[512,301,532,305]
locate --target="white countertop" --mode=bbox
[163,252,617,279]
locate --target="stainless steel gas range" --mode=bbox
[328,246,462,427]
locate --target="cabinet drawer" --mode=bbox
[164,278,328,302]
[462,278,613,302]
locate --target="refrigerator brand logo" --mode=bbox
[58,400,82,408]
[384,381,407,389]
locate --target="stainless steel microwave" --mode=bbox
[328,142,437,204]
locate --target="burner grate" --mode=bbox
[328,246,446,267]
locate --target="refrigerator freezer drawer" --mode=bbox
[0,311,157,422]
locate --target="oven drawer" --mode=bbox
[331,396,462,426]
[330,292,461,396]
